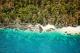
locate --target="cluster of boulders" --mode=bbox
[23,24,56,32]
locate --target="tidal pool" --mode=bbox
[0,28,80,53]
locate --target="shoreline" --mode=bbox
[0,23,79,28]
[0,23,80,35]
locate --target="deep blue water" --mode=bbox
[0,28,80,53]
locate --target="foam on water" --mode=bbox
[0,28,80,53]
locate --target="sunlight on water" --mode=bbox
[0,28,80,53]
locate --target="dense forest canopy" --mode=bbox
[0,0,80,27]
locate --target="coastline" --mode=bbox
[0,23,80,35]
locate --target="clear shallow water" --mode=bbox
[0,28,80,53]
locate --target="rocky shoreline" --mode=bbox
[0,23,80,35]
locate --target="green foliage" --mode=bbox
[0,0,80,26]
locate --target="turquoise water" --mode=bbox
[0,28,80,53]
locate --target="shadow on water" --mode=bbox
[0,28,80,53]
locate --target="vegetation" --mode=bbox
[0,0,80,27]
